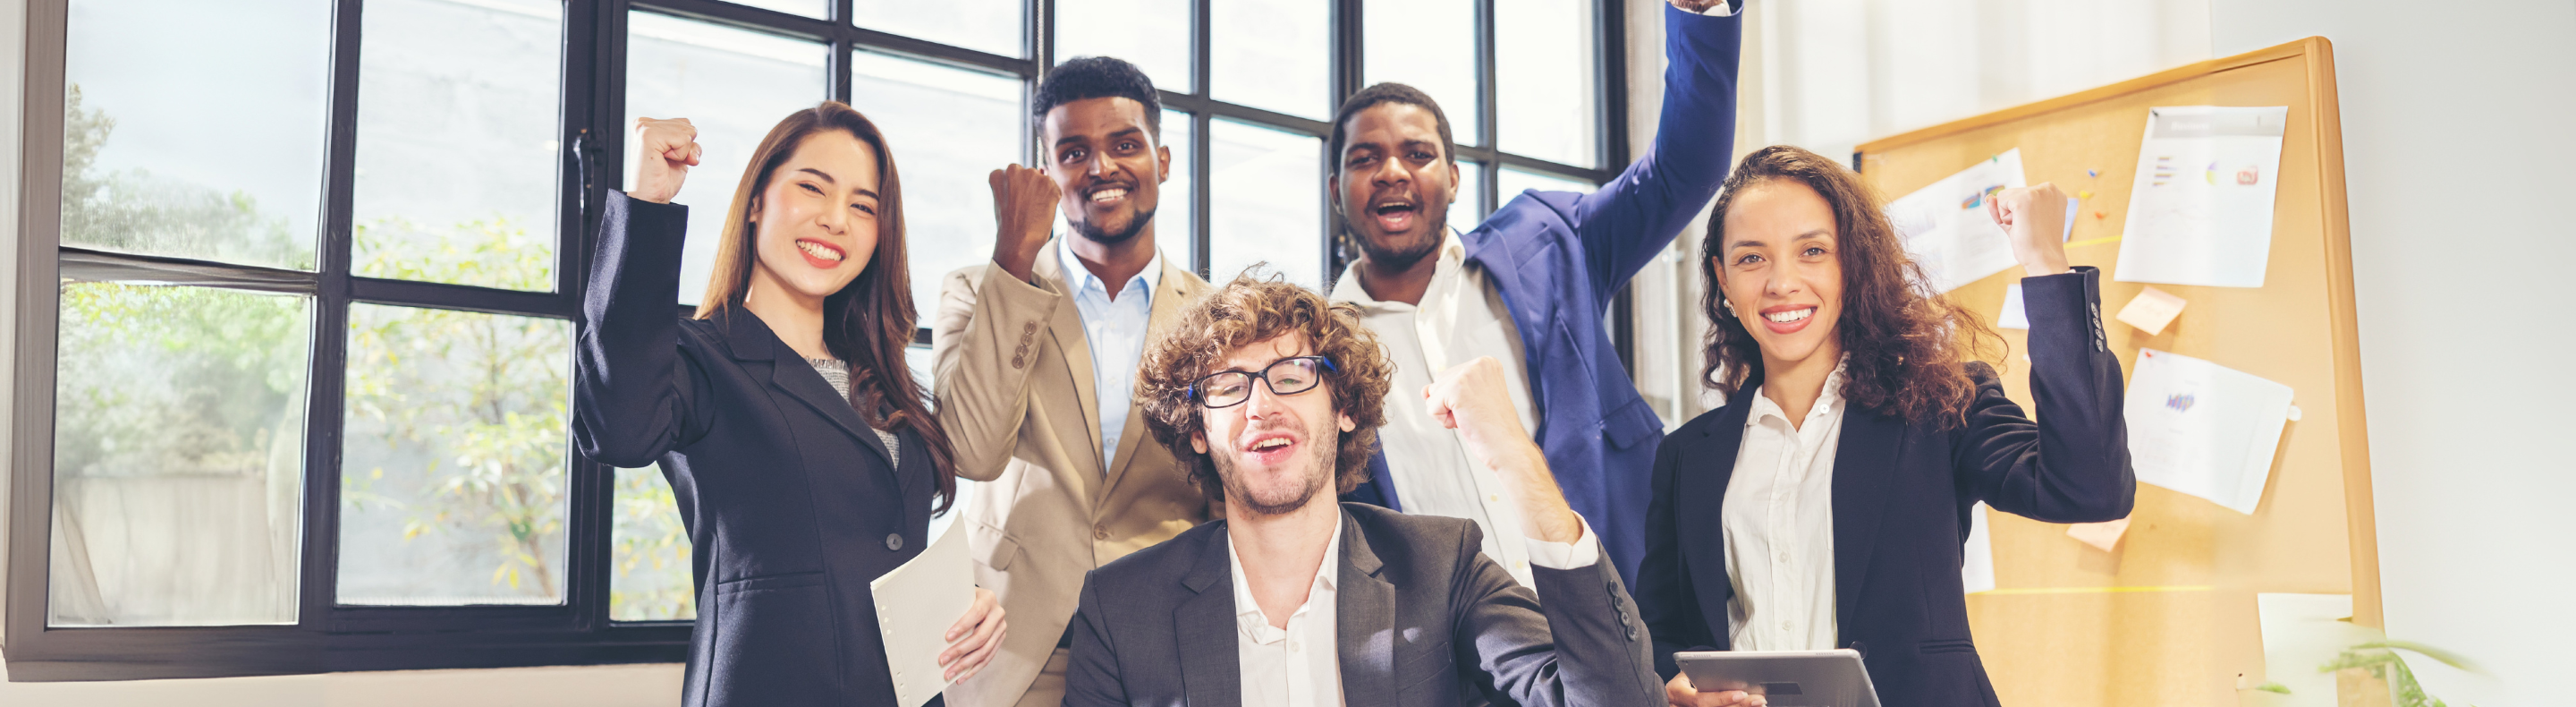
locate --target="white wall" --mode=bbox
[2210,1,2576,703]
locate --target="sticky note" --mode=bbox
[2067,516,2131,552]
[1996,284,2029,329]
[2116,286,2187,336]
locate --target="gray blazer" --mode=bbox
[1063,503,1664,707]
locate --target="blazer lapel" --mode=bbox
[1335,511,1396,707]
[719,309,898,477]
[1682,385,1758,650]
[1829,409,1905,643]
[1101,263,1202,500]
[1176,524,1242,707]
[1033,243,1107,479]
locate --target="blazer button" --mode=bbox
[1092,525,1108,541]
[1024,321,1038,335]
[1012,355,1026,370]
[885,533,904,551]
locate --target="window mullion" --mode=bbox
[300,0,368,635]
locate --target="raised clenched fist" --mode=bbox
[1987,182,2073,277]
[988,164,1062,282]
[630,117,702,205]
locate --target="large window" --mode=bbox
[6,0,1624,679]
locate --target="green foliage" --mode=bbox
[343,218,569,599]
[2321,640,2480,707]
[611,468,696,621]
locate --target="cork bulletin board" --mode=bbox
[1853,37,2376,706]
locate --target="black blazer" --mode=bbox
[1634,268,2135,707]
[1063,503,1664,707]
[572,193,937,707]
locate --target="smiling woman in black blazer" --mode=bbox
[1641,146,2134,707]
[573,103,1007,707]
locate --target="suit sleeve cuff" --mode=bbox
[1525,515,1603,570]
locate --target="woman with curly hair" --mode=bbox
[1640,146,2135,707]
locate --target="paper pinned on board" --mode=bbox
[2066,516,2131,552]
[1962,502,1996,594]
[2123,348,2295,515]
[2116,106,2291,288]
[2116,286,2189,336]
[872,524,976,707]
[1997,284,2030,329]
[1889,149,2028,293]
[2257,593,2382,706]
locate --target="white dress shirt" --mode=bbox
[1722,362,1847,652]
[1057,237,1163,473]
[1229,513,1604,707]
[1330,233,1544,587]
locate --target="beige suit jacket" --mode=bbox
[933,243,1214,707]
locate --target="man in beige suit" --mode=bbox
[935,56,1213,707]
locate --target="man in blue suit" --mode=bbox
[1329,0,1741,588]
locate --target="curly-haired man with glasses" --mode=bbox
[1058,274,1663,707]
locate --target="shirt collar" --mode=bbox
[1227,514,1346,624]
[1056,234,1165,300]
[1328,228,1465,306]
[1747,357,1851,427]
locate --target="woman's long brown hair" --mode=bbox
[696,101,960,512]
[1698,145,2000,428]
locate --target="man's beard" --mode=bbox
[1214,432,1338,517]
[1071,205,1157,246]
[1345,206,1445,271]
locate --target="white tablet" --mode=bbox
[1674,649,1881,707]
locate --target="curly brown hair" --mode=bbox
[1698,145,2001,428]
[1135,273,1393,503]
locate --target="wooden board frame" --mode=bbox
[1854,37,2376,705]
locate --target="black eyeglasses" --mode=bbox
[1187,356,1337,409]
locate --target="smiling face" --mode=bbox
[1716,179,1846,371]
[1040,96,1169,245]
[1188,332,1357,517]
[746,129,881,302]
[1333,102,1460,269]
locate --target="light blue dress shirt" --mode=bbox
[1057,236,1162,474]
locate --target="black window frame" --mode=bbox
[3,0,1631,681]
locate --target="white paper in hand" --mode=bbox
[872,526,975,707]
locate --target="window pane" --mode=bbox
[1498,166,1598,202]
[1055,0,1192,93]
[848,52,1023,326]
[1496,0,1599,168]
[1450,160,1485,233]
[611,466,694,622]
[732,0,826,19]
[1208,120,1323,289]
[339,305,573,606]
[49,284,309,626]
[1157,111,1195,272]
[61,0,325,269]
[1364,0,1482,147]
[853,0,1022,57]
[1211,0,1328,120]
[352,0,561,292]
[625,13,828,306]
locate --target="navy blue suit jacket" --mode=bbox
[573,194,938,707]
[1633,268,2136,707]
[1346,3,1745,588]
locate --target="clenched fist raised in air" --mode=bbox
[630,117,702,205]
[1987,183,2073,277]
[988,164,1063,283]
[1424,356,1580,544]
